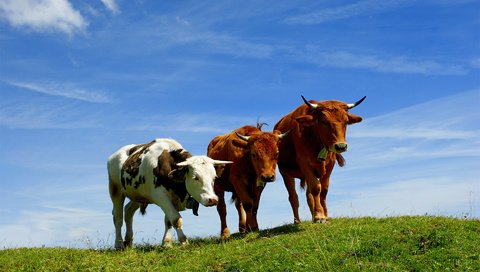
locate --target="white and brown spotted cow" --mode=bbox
[108,138,231,249]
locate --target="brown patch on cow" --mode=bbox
[122,140,156,180]
[152,149,192,202]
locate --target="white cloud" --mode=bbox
[6,80,112,103]
[127,113,259,134]
[471,58,480,68]
[285,0,409,25]
[301,49,467,75]
[0,206,109,248]
[100,0,119,14]
[0,0,87,35]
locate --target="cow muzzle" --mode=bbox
[261,174,276,183]
[205,197,218,207]
[334,143,348,153]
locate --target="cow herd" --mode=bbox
[107,95,365,249]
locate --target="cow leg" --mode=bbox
[319,160,335,221]
[304,172,326,223]
[215,187,230,240]
[310,181,327,223]
[162,215,174,248]
[319,177,330,221]
[246,186,263,232]
[109,178,126,250]
[243,201,258,232]
[124,200,140,248]
[150,191,187,245]
[235,199,247,233]
[282,174,300,224]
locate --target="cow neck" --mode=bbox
[153,149,192,204]
[301,126,327,153]
[240,149,256,180]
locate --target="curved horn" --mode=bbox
[278,128,292,139]
[213,160,233,165]
[347,96,366,109]
[301,95,318,110]
[176,161,189,167]
[235,132,250,142]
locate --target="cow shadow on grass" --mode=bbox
[229,222,303,241]
[117,223,303,253]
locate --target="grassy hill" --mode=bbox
[1,216,479,271]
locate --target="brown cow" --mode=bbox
[274,95,365,224]
[207,124,290,240]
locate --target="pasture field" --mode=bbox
[1,216,479,271]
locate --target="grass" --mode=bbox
[1,216,479,271]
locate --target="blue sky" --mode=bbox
[0,0,479,248]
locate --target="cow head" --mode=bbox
[296,95,365,159]
[170,156,232,206]
[235,130,290,186]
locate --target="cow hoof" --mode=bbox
[115,241,125,250]
[294,218,301,224]
[123,240,133,248]
[162,242,173,249]
[221,229,231,241]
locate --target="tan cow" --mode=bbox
[274,96,365,223]
[207,125,290,239]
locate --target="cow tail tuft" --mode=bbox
[140,203,148,215]
[300,179,306,189]
[336,154,346,167]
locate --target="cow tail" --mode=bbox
[140,203,148,215]
[336,154,346,167]
[300,179,306,189]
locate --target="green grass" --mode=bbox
[1,216,479,271]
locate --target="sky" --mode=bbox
[0,0,479,249]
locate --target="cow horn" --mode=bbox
[278,128,292,139]
[301,95,318,110]
[213,160,233,165]
[176,161,189,167]
[347,96,366,109]
[235,132,250,142]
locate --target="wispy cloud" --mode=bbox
[299,48,467,75]
[0,206,109,248]
[0,0,87,35]
[345,90,480,167]
[100,0,120,15]
[284,0,410,25]
[127,113,258,134]
[471,58,480,69]
[6,80,112,103]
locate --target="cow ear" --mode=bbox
[295,115,315,124]
[168,167,188,182]
[347,113,363,124]
[232,138,248,148]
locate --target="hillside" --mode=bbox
[1,216,479,271]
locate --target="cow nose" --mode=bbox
[261,175,276,183]
[334,143,348,153]
[206,198,218,206]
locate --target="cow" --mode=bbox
[107,138,231,249]
[274,95,365,224]
[207,124,290,240]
